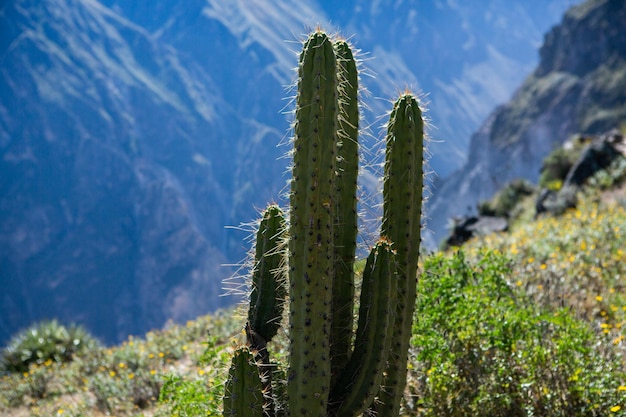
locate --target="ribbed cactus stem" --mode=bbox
[329,239,398,417]
[288,30,338,417]
[223,347,265,417]
[246,204,286,417]
[330,39,359,382]
[374,93,424,417]
[248,204,287,346]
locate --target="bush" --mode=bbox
[478,179,535,218]
[1,319,100,374]
[409,250,625,417]
[538,139,588,189]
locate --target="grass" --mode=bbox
[2,177,626,417]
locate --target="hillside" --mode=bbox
[1,178,624,416]
[426,0,626,248]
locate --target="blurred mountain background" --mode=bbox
[0,0,588,345]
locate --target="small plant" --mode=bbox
[539,138,588,189]
[478,179,535,218]
[1,319,100,374]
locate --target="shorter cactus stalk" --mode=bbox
[223,347,265,417]
[246,205,287,417]
[247,204,287,347]
[329,239,398,417]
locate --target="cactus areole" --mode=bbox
[222,29,425,417]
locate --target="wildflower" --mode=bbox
[610,405,621,412]
[540,263,547,270]
[618,385,626,391]
[128,373,135,379]
[57,409,64,415]
[596,295,604,302]
[109,370,116,377]
[198,369,205,376]
[150,369,156,375]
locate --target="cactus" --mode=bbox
[223,347,265,417]
[223,29,425,417]
[372,92,425,417]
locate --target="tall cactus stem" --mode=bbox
[330,39,360,383]
[287,30,338,417]
[373,93,424,417]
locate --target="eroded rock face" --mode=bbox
[426,0,626,249]
[0,0,250,344]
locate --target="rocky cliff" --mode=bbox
[426,0,626,248]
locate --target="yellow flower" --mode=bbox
[119,362,126,368]
[610,405,621,412]
[128,373,135,379]
[540,263,547,270]
[618,385,626,391]
[150,369,157,375]
[57,409,64,415]
[198,369,205,376]
[109,370,116,377]
[596,295,604,302]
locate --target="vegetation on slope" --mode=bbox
[1,176,625,416]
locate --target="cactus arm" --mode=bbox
[373,93,424,417]
[248,204,287,346]
[287,30,338,417]
[246,204,287,417]
[329,240,398,417]
[330,39,360,381]
[223,347,265,417]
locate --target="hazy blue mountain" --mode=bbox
[0,0,576,345]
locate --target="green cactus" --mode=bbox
[372,92,424,417]
[330,39,360,383]
[223,347,265,417]
[247,204,287,348]
[223,30,425,417]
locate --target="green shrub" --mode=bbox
[1,319,100,374]
[539,139,588,189]
[478,179,535,218]
[410,250,625,417]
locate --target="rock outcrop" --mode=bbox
[426,0,626,249]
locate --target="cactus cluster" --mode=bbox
[224,29,425,417]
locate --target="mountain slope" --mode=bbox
[0,0,575,345]
[426,0,626,247]
[0,0,248,344]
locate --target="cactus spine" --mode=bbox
[223,30,425,417]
